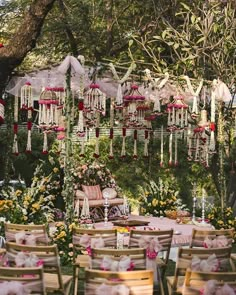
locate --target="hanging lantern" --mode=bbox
[123,84,147,128]
[84,83,106,114]
[38,87,59,129]
[167,95,188,132]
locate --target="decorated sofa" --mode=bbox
[74,185,124,220]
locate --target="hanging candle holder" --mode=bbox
[167,95,188,132]
[38,87,59,130]
[123,85,146,128]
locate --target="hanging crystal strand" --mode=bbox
[133,129,138,159]
[169,132,173,166]
[42,131,48,154]
[205,139,209,168]
[172,107,175,126]
[174,133,178,166]
[144,130,149,158]
[26,121,32,153]
[12,123,19,155]
[180,107,184,128]
[94,112,100,158]
[12,95,19,155]
[167,108,171,127]
[121,127,126,158]
[195,135,200,161]
[209,80,217,152]
[160,125,164,167]
[77,100,85,137]
[109,98,115,159]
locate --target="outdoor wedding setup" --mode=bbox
[0,52,236,295]
[1,0,236,293]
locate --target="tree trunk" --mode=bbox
[0,0,57,96]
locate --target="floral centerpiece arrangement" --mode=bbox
[138,179,179,217]
[72,160,121,192]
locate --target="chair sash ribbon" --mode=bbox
[100,256,134,271]
[0,281,29,295]
[5,231,49,244]
[15,252,44,268]
[78,234,105,256]
[200,280,236,295]
[191,254,220,272]
[95,283,130,295]
[203,235,228,248]
[138,236,162,282]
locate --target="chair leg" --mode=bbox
[73,267,79,295]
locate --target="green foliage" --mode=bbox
[49,221,76,265]
[207,206,236,237]
[138,179,179,217]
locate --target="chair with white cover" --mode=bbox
[84,269,154,295]
[166,246,233,295]
[72,227,117,295]
[182,269,236,295]
[129,228,173,279]
[90,247,147,271]
[4,223,50,245]
[5,241,73,295]
[0,266,46,294]
[189,228,234,248]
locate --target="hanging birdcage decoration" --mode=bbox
[123,84,147,128]
[38,87,60,129]
[82,83,106,128]
[167,94,188,131]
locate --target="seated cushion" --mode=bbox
[75,190,88,200]
[82,184,103,200]
[78,198,124,207]
[102,188,117,199]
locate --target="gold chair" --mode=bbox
[85,269,154,295]
[189,228,234,248]
[0,266,46,294]
[5,241,73,295]
[166,246,233,295]
[129,228,173,278]
[72,227,117,295]
[4,222,50,245]
[183,269,236,295]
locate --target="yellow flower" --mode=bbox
[145,191,149,196]
[24,195,32,202]
[69,223,76,231]
[53,167,59,173]
[57,231,66,239]
[68,252,73,257]
[23,201,29,207]
[39,185,46,192]
[15,190,22,196]
[152,198,158,207]
[23,216,28,221]
[217,220,224,225]
[32,203,40,210]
